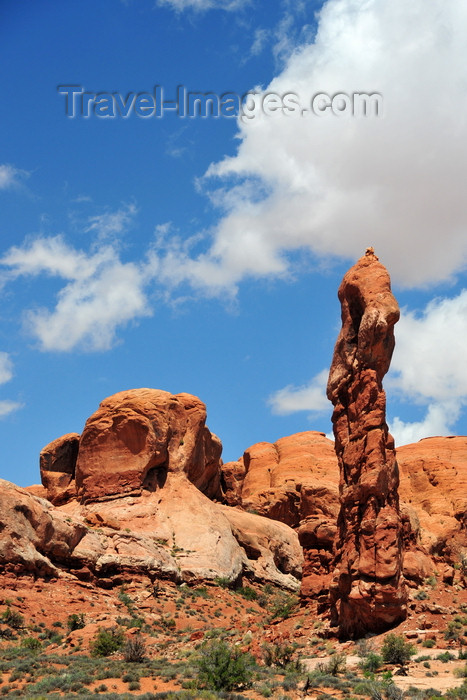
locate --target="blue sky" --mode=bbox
[1,0,466,487]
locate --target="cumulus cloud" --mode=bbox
[268,290,467,445]
[0,353,22,418]
[152,0,467,292]
[387,290,467,444]
[1,235,151,352]
[268,368,329,415]
[0,164,29,190]
[389,402,461,447]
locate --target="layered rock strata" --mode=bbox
[327,249,407,637]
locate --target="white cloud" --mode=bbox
[85,203,137,242]
[0,164,29,190]
[153,0,467,292]
[0,353,22,419]
[157,0,247,11]
[387,289,467,444]
[1,235,151,352]
[389,291,467,402]
[0,400,22,418]
[268,368,329,415]
[0,352,14,385]
[268,290,467,445]
[389,402,461,447]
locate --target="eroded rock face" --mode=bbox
[40,389,223,504]
[221,432,339,606]
[0,479,86,577]
[25,389,302,589]
[40,433,80,505]
[327,249,407,638]
[398,437,467,562]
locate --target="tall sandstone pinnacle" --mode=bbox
[327,248,407,638]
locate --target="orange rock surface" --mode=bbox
[327,250,407,637]
[75,389,222,503]
[398,436,467,560]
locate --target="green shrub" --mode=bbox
[118,587,135,613]
[381,634,415,665]
[261,641,296,668]
[268,593,298,621]
[90,626,125,657]
[1,607,24,629]
[437,651,456,663]
[445,620,465,642]
[422,639,436,648]
[67,613,85,631]
[123,636,146,662]
[195,639,255,690]
[236,586,258,601]
[414,590,429,600]
[360,652,383,673]
[20,636,41,651]
[214,577,231,589]
[317,652,347,676]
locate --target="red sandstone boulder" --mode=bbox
[39,389,223,505]
[75,389,222,503]
[40,433,80,505]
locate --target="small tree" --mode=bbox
[381,634,414,666]
[90,627,124,657]
[195,639,255,691]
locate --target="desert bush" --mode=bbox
[357,638,376,657]
[1,607,24,629]
[236,586,258,601]
[381,634,415,665]
[317,652,347,676]
[124,636,146,662]
[195,639,255,690]
[261,641,296,669]
[360,652,383,673]
[445,620,465,642]
[67,613,85,631]
[437,651,456,663]
[267,593,298,621]
[90,626,125,657]
[20,636,41,651]
[422,639,436,648]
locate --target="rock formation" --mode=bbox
[40,433,80,505]
[1,388,303,591]
[221,432,340,608]
[398,436,467,562]
[327,248,407,637]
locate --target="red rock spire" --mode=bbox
[327,250,407,638]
